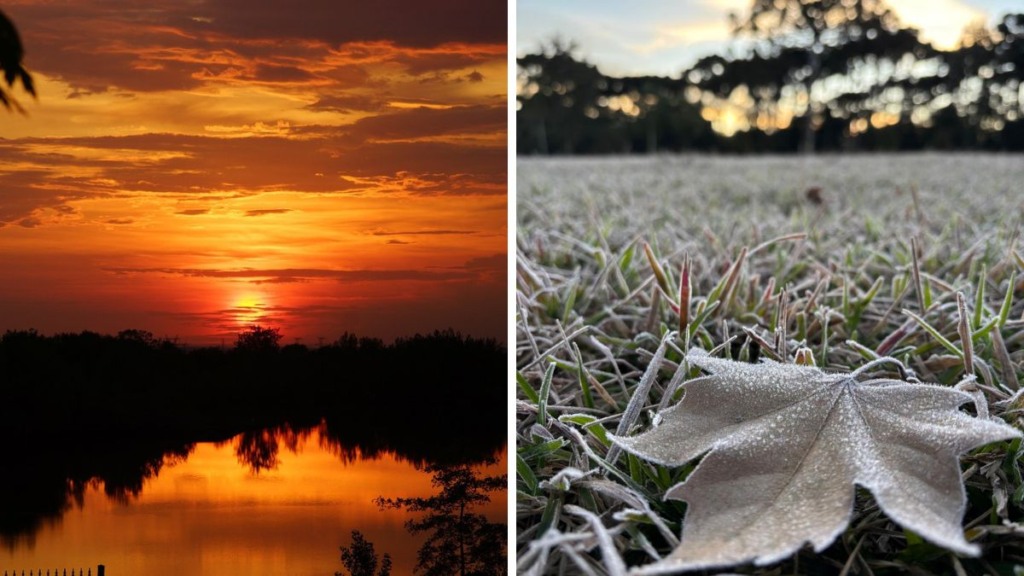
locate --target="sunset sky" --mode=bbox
[518,0,1022,77]
[1,0,506,345]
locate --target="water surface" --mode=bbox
[1,427,506,575]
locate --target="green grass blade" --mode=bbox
[559,413,611,447]
[902,309,962,359]
[643,241,671,296]
[516,453,539,495]
[572,342,594,409]
[973,265,986,329]
[618,242,636,274]
[517,371,540,404]
[999,269,1016,328]
[560,278,578,324]
[537,362,556,426]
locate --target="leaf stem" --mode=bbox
[850,356,912,381]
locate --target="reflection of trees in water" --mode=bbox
[0,328,505,545]
[0,416,503,547]
[0,441,193,549]
[231,425,309,474]
[230,420,506,474]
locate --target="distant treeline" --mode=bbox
[0,327,505,464]
[518,6,1024,154]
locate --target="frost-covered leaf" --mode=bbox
[610,349,1022,573]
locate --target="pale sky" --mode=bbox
[517,0,1023,77]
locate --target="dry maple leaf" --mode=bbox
[610,349,1022,573]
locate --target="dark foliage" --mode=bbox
[377,462,506,576]
[0,9,35,112]
[235,325,282,353]
[336,530,392,576]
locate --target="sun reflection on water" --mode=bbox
[0,428,511,575]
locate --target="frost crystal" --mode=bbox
[611,349,1022,573]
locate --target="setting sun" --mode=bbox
[0,2,506,345]
[233,294,268,327]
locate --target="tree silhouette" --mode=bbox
[376,462,506,576]
[704,0,929,152]
[336,530,392,576]
[234,325,282,353]
[0,9,35,112]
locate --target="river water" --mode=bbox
[1,426,507,575]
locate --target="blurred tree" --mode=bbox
[939,13,1024,148]
[979,13,1023,149]
[607,75,714,152]
[517,40,608,153]
[690,0,931,152]
[336,530,392,576]
[0,9,35,112]
[515,6,1021,152]
[517,41,714,154]
[376,462,506,576]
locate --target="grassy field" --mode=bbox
[515,154,1024,575]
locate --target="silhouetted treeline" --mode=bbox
[517,8,1024,153]
[0,327,505,545]
[0,327,503,459]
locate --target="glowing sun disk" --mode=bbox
[233,294,267,326]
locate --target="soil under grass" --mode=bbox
[516,153,1024,575]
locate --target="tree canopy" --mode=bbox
[336,531,392,576]
[376,462,506,576]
